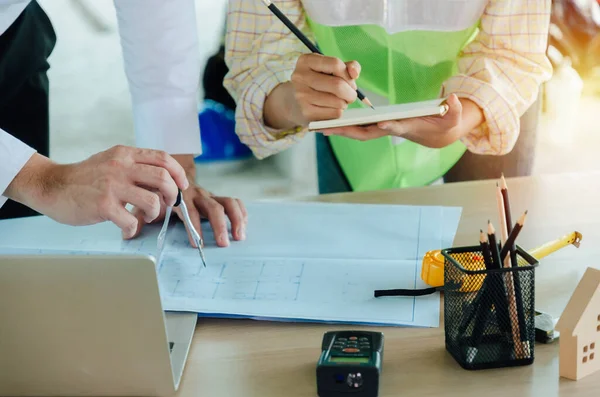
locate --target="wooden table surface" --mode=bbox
[177,171,600,397]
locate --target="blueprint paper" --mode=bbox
[0,216,158,255]
[0,201,462,327]
[158,252,441,327]
[198,202,457,261]
[0,202,460,261]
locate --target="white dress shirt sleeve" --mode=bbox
[0,129,36,209]
[113,0,202,155]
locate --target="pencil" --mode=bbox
[459,231,490,328]
[496,183,510,244]
[499,177,528,355]
[500,175,522,266]
[260,0,374,109]
[486,222,512,335]
[500,211,528,260]
[500,175,513,235]
[461,230,492,361]
[487,221,502,270]
[480,229,512,335]
[492,218,525,358]
[489,220,524,358]
[479,230,494,271]
[500,175,522,267]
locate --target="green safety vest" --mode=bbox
[306,19,480,191]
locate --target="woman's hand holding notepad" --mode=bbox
[310,94,481,149]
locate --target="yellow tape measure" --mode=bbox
[421,231,582,289]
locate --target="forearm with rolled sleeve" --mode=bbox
[440,0,553,155]
[113,0,202,155]
[224,0,310,160]
[0,130,36,209]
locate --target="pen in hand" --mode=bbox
[261,0,374,110]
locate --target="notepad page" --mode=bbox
[308,98,446,130]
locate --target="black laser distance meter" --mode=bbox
[316,330,384,397]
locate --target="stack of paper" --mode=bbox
[0,201,461,327]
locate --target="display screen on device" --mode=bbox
[329,357,369,363]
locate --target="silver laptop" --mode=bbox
[0,254,197,397]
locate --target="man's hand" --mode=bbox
[125,154,247,248]
[321,95,485,148]
[4,145,189,237]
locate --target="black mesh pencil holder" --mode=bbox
[442,245,539,370]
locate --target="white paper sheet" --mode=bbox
[158,252,441,327]
[0,201,462,327]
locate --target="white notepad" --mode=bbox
[308,97,448,131]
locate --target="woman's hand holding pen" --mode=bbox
[291,54,361,122]
[264,54,362,130]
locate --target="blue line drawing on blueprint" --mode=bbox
[157,255,418,306]
[160,257,305,302]
[156,255,440,327]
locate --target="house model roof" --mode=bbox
[556,267,600,336]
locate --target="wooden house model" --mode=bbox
[555,267,600,380]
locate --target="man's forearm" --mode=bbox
[3,153,62,210]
